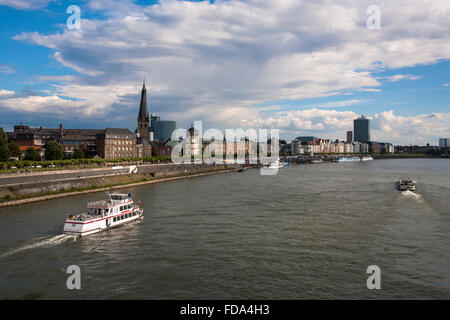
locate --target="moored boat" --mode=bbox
[361,156,374,161]
[63,192,143,236]
[267,159,283,169]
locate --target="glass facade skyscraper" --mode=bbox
[354,116,371,142]
[149,113,177,142]
[439,138,450,148]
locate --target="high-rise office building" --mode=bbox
[154,120,177,142]
[354,116,371,142]
[149,113,177,142]
[346,131,353,143]
[439,138,450,148]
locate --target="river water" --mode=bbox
[0,159,449,299]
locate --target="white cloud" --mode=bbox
[0,89,14,97]
[0,0,54,10]
[371,111,450,144]
[0,95,89,116]
[384,74,422,82]
[242,108,450,145]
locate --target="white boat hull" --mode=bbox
[64,209,143,237]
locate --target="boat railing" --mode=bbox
[87,200,110,208]
[66,212,103,222]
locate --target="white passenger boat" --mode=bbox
[361,156,374,161]
[63,192,143,236]
[331,156,361,162]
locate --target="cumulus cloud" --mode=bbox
[0,0,54,10]
[0,89,15,97]
[241,108,450,145]
[371,111,450,144]
[384,74,422,82]
[4,0,450,144]
[0,94,89,116]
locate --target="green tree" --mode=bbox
[45,140,63,160]
[0,145,9,161]
[73,147,85,159]
[0,128,10,161]
[8,143,22,158]
[150,142,159,157]
[24,147,41,161]
[0,127,8,145]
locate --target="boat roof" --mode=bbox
[87,192,132,208]
[109,193,129,199]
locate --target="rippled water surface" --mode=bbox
[0,159,449,299]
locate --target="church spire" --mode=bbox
[138,79,149,123]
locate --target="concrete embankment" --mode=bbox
[0,164,243,208]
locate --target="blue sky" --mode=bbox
[0,0,449,144]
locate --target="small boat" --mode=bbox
[267,159,283,169]
[237,168,245,172]
[63,192,143,236]
[361,156,374,161]
[396,178,417,191]
[310,159,323,164]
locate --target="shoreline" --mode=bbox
[0,168,239,208]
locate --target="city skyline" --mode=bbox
[0,0,449,145]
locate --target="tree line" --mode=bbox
[0,128,87,161]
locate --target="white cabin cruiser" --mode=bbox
[361,156,374,161]
[63,192,143,236]
[396,178,417,191]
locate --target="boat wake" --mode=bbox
[0,234,76,259]
[400,190,423,202]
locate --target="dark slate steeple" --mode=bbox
[137,79,150,142]
[138,79,149,123]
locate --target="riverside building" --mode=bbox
[354,115,371,142]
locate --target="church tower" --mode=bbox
[137,80,149,141]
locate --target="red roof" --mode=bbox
[19,146,41,151]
